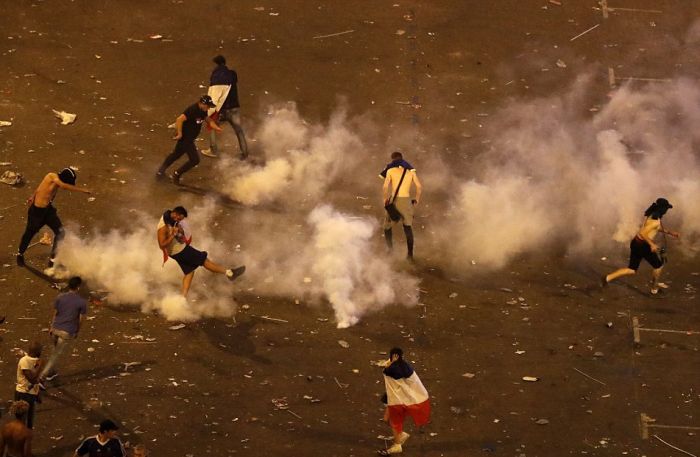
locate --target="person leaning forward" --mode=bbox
[156,95,222,185]
[602,197,680,295]
[381,151,422,261]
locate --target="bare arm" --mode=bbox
[207,117,223,132]
[412,173,422,205]
[382,175,392,204]
[173,114,186,140]
[51,175,91,194]
[157,225,177,250]
[22,431,32,457]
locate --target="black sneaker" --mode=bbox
[0,316,5,324]
[239,152,248,161]
[170,173,181,186]
[16,253,25,267]
[48,258,54,268]
[226,265,246,281]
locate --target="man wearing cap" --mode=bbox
[17,168,91,268]
[201,55,249,159]
[73,420,125,457]
[156,95,223,185]
[603,197,680,294]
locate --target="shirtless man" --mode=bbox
[381,152,423,261]
[157,206,245,296]
[0,401,33,457]
[17,168,91,267]
[603,198,680,294]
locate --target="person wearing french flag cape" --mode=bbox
[378,347,431,455]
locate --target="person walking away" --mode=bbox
[156,95,222,185]
[201,55,249,159]
[40,276,87,382]
[377,347,431,455]
[381,152,422,261]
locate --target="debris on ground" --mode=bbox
[52,110,77,125]
[169,324,186,330]
[337,340,350,348]
[0,121,12,127]
[0,170,24,186]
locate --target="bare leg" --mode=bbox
[650,267,663,292]
[203,258,227,274]
[182,271,195,296]
[605,267,636,283]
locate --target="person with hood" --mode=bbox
[201,55,249,160]
[603,197,680,294]
[157,206,245,296]
[377,347,431,455]
[17,168,91,267]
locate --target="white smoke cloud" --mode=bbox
[219,103,364,205]
[441,76,700,269]
[55,201,240,322]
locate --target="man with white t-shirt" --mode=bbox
[14,342,43,429]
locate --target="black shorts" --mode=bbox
[628,238,663,270]
[170,245,207,274]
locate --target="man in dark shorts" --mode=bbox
[603,198,680,294]
[17,168,91,267]
[157,206,245,296]
[156,95,223,185]
[0,401,33,457]
[73,420,125,457]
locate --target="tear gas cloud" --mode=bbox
[56,200,238,322]
[441,75,700,269]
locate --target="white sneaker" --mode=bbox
[200,148,218,158]
[387,444,402,454]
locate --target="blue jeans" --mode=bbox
[210,108,248,157]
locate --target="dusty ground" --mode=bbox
[1,1,699,456]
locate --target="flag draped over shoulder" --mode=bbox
[383,360,431,431]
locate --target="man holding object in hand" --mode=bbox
[381,151,422,261]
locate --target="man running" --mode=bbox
[156,95,222,185]
[381,152,422,261]
[17,168,91,267]
[157,206,245,296]
[603,198,680,294]
[0,401,33,457]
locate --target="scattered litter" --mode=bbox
[259,315,288,323]
[169,324,186,330]
[515,350,526,355]
[462,372,475,378]
[396,30,405,35]
[556,59,567,68]
[606,322,613,328]
[87,347,95,352]
[535,418,549,425]
[50,435,63,441]
[449,406,462,414]
[149,35,163,40]
[570,23,600,42]
[52,110,76,125]
[448,292,458,298]
[0,121,12,127]
[522,376,539,382]
[549,0,561,5]
[337,340,350,348]
[593,351,604,358]
[303,277,312,283]
[0,171,23,186]
[429,432,438,437]
[87,197,96,202]
[312,29,355,40]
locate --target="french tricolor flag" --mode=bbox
[384,361,431,432]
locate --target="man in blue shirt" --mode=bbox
[40,276,87,382]
[74,420,125,457]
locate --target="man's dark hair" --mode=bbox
[644,198,672,219]
[27,341,42,358]
[389,347,403,360]
[99,419,119,433]
[68,276,82,290]
[213,55,226,65]
[391,151,403,160]
[173,206,188,217]
[10,400,29,420]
